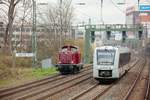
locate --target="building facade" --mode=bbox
[126,0,150,39]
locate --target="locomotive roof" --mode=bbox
[62,45,78,49]
[95,46,130,54]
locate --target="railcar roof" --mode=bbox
[95,46,130,53]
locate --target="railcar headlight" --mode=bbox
[110,66,113,69]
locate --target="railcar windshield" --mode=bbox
[97,49,115,65]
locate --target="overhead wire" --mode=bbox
[74,0,106,23]
[74,0,127,24]
[100,0,104,24]
[110,0,126,14]
[75,8,100,22]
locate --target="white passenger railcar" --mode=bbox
[93,46,131,81]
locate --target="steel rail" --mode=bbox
[123,59,146,100]
[0,65,92,99]
[88,57,140,100]
[144,61,150,100]
[70,84,98,100]
[91,84,114,100]
[16,71,92,100]
[0,74,61,98]
[36,75,92,100]
[70,57,139,100]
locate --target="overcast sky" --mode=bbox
[72,0,126,24]
[36,0,149,25]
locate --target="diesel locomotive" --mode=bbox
[56,45,83,74]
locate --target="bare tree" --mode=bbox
[0,0,33,53]
[38,0,73,42]
[15,0,32,51]
[61,0,73,38]
[37,0,74,62]
[0,0,33,77]
[0,0,22,54]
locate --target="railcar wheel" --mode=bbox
[99,79,116,84]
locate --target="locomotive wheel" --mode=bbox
[73,67,79,74]
[60,71,65,75]
[72,67,76,74]
[81,66,83,69]
[60,70,65,75]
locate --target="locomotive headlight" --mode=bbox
[71,61,74,64]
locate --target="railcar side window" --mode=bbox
[97,50,115,65]
[119,53,131,67]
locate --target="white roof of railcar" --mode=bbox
[95,46,130,54]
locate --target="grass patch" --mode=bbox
[32,67,58,79]
[0,67,58,89]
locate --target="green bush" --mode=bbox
[32,67,58,78]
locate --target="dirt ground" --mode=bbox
[0,68,35,89]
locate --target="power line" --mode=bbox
[100,0,104,24]
[110,0,125,14]
[75,9,100,21]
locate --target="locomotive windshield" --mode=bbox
[61,48,68,52]
[97,49,115,65]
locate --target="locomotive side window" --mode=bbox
[96,50,116,65]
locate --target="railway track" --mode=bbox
[67,57,139,100]
[42,58,140,100]
[17,71,92,100]
[0,57,140,100]
[0,65,92,100]
[145,60,150,100]
[91,58,144,100]
[125,59,146,99]
[47,57,138,100]
[70,83,114,100]
[90,57,148,100]
[70,84,98,100]
[0,74,62,98]
[123,60,146,100]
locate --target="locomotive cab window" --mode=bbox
[71,47,77,52]
[62,48,68,52]
[96,49,115,65]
